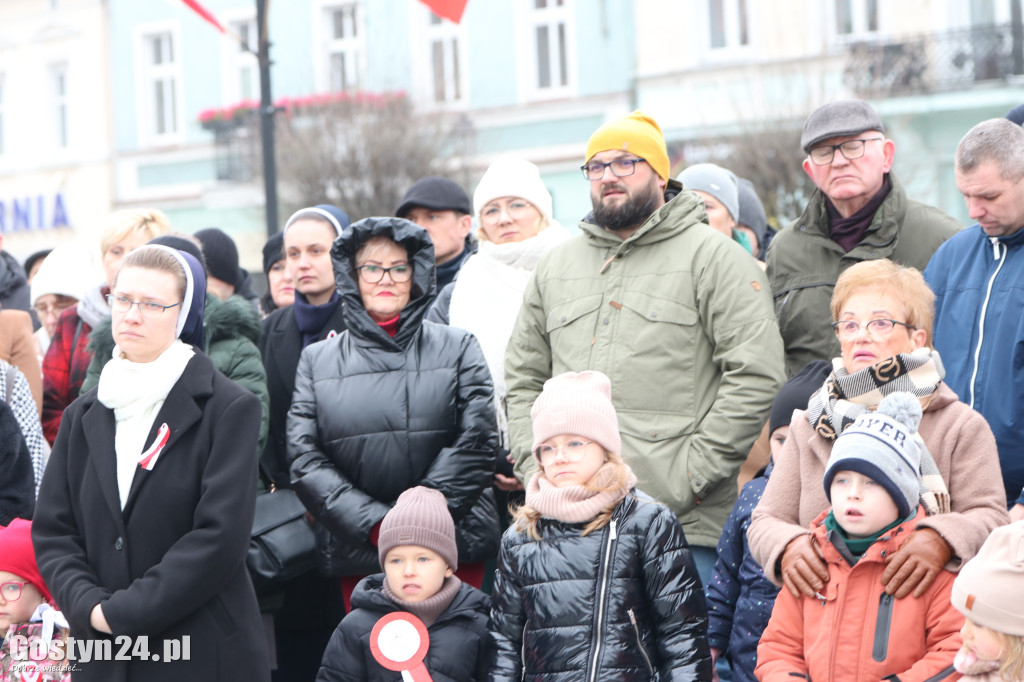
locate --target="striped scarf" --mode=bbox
[806,348,951,515]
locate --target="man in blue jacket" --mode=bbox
[924,117,1024,521]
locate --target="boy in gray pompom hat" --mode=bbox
[756,392,964,681]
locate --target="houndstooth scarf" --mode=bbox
[806,348,950,515]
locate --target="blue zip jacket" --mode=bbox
[925,224,1024,507]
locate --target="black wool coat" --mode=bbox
[259,299,346,489]
[316,574,491,682]
[288,217,501,577]
[32,352,269,682]
[0,399,33,524]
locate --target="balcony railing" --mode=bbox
[843,23,1024,98]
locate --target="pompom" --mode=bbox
[876,392,922,432]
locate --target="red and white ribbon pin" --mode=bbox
[139,423,171,471]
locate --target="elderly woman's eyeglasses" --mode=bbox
[832,318,915,341]
[356,264,413,284]
[0,581,30,601]
[580,158,647,180]
[534,440,594,465]
[106,294,182,317]
[808,138,883,165]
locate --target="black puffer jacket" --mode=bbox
[317,574,490,682]
[288,217,501,576]
[488,491,712,681]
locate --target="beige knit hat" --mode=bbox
[531,371,622,458]
[951,521,1024,636]
[378,487,458,571]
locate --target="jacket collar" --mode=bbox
[796,173,908,253]
[577,184,708,255]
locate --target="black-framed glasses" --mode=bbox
[534,439,594,465]
[106,294,182,317]
[356,264,413,284]
[0,581,29,601]
[808,138,883,165]
[581,158,647,180]
[832,318,915,341]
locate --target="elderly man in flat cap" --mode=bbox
[767,99,961,377]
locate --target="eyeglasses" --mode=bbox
[832,318,915,341]
[33,301,75,318]
[581,158,647,180]
[480,200,533,225]
[356,264,413,284]
[534,439,594,465]
[106,293,183,317]
[0,581,29,602]
[808,138,883,165]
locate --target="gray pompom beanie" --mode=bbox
[677,163,739,222]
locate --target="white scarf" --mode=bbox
[448,222,570,444]
[97,340,194,508]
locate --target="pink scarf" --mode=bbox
[525,462,638,524]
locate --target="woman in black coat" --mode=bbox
[32,245,268,682]
[288,216,500,600]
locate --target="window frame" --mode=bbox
[134,22,185,147]
[518,0,577,101]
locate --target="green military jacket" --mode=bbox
[505,189,785,547]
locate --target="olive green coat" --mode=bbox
[505,190,785,548]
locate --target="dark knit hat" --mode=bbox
[194,228,239,288]
[801,100,885,152]
[0,519,52,603]
[737,178,768,247]
[769,360,832,435]
[148,234,208,274]
[952,521,1024,636]
[396,177,471,218]
[262,231,285,275]
[824,393,923,518]
[378,487,458,571]
[1006,103,1024,126]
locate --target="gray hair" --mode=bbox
[956,118,1024,180]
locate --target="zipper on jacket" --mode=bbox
[872,593,894,661]
[627,608,654,677]
[922,664,957,681]
[969,237,1006,408]
[587,519,618,682]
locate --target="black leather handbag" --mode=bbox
[247,464,318,593]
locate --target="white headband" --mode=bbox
[140,244,195,339]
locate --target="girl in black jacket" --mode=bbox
[488,371,712,682]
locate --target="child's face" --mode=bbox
[961,618,1004,663]
[0,570,46,632]
[769,425,790,461]
[383,546,453,603]
[829,470,900,538]
[537,434,606,488]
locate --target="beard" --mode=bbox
[591,181,662,234]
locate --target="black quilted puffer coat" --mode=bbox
[488,491,713,681]
[288,217,501,576]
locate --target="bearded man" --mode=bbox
[503,111,785,582]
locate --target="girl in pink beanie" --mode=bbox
[488,370,712,681]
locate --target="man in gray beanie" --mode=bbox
[767,99,961,377]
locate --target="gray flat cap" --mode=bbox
[801,100,884,152]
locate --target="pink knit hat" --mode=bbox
[531,371,622,457]
[378,487,458,571]
[951,520,1024,636]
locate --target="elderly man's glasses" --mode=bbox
[534,439,594,465]
[106,294,182,317]
[808,138,883,165]
[356,264,413,284]
[832,318,915,341]
[581,158,647,180]
[0,581,30,601]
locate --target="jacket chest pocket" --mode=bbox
[617,291,699,373]
[545,294,604,366]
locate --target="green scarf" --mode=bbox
[825,510,914,561]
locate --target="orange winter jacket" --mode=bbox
[756,507,963,682]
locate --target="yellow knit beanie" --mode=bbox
[585,111,670,182]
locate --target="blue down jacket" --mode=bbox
[488,490,712,681]
[288,217,501,576]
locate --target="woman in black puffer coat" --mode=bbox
[288,217,500,596]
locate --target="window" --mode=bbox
[230,18,259,101]
[835,0,879,36]
[326,3,363,92]
[528,0,574,94]
[52,64,68,149]
[427,12,464,104]
[144,32,179,137]
[709,0,749,49]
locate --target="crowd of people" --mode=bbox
[0,98,1023,682]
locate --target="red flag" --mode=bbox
[181,0,227,33]
[417,0,469,24]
